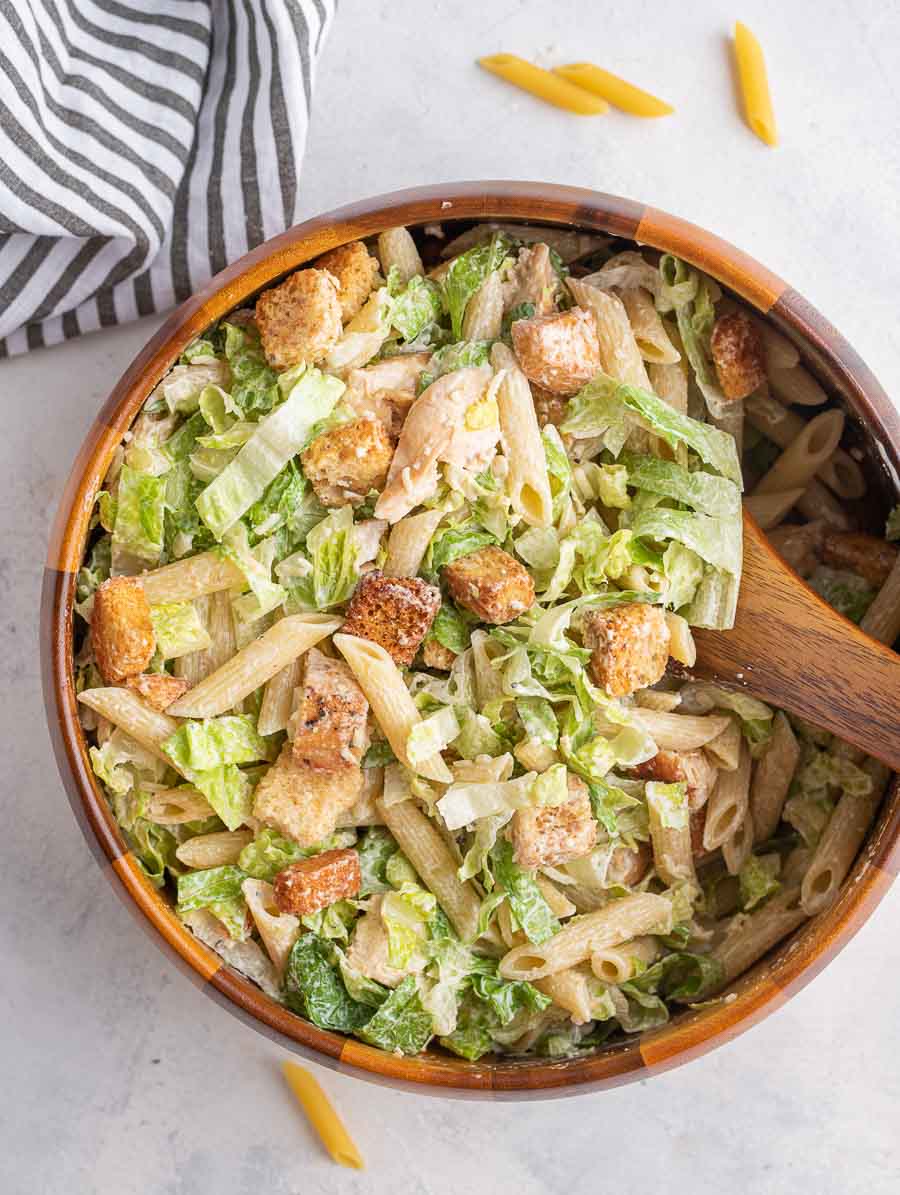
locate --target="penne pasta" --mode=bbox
[743,487,804,530]
[795,478,855,530]
[664,611,696,667]
[498,892,673,981]
[768,364,827,408]
[703,742,752,850]
[800,766,888,915]
[257,654,304,737]
[534,965,601,1024]
[377,798,481,942]
[745,393,865,499]
[702,892,806,996]
[478,54,609,115]
[536,874,577,919]
[553,63,673,117]
[733,21,777,147]
[860,554,900,645]
[566,278,652,390]
[648,358,688,414]
[244,879,301,975]
[173,596,212,685]
[750,710,801,842]
[752,409,844,496]
[463,271,504,340]
[175,829,253,868]
[383,509,445,578]
[377,227,423,284]
[632,709,732,751]
[721,812,753,876]
[146,787,215,825]
[491,342,553,527]
[619,287,680,364]
[334,634,452,783]
[646,782,696,886]
[138,551,245,605]
[281,1061,364,1171]
[704,718,742,772]
[753,318,800,370]
[77,687,177,761]
[167,614,340,719]
[590,936,662,985]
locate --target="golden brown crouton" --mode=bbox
[503,243,559,316]
[253,745,364,847]
[272,848,361,916]
[340,571,440,666]
[125,672,189,712]
[821,530,898,587]
[511,774,597,868]
[92,576,156,683]
[631,749,718,810]
[290,648,369,771]
[314,241,379,322]
[255,267,343,370]
[422,638,457,671]
[531,383,569,430]
[301,416,395,507]
[607,841,653,887]
[583,603,670,697]
[710,312,766,401]
[443,546,535,625]
[511,307,602,397]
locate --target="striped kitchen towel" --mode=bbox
[0,0,336,357]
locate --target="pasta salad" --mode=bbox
[74,221,896,1060]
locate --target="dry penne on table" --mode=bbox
[72,219,896,1063]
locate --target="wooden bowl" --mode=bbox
[42,183,900,1098]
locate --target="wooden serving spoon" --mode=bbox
[692,510,900,771]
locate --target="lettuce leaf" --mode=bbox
[627,950,725,1002]
[542,425,573,521]
[423,520,498,580]
[441,233,511,338]
[439,993,498,1060]
[149,601,212,658]
[355,827,399,896]
[290,505,360,610]
[284,934,372,1031]
[196,367,344,539]
[516,696,559,747]
[388,272,443,342]
[407,706,459,768]
[163,715,274,773]
[354,975,434,1054]
[490,839,560,944]
[469,956,551,1024]
[620,453,741,517]
[238,826,313,880]
[886,505,900,541]
[381,887,436,967]
[430,603,472,654]
[189,765,254,832]
[177,865,246,911]
[629,506,742,578]
[738,853,781,911]
[418,340,492,392]
[113,464,167,564]
[222,321,280,417]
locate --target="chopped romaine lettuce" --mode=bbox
[238,826,314,880]
[284,934,372,1031]
[490,839,560,944]
[221,321,280,417]
[177,865,246,911]
[406,706,459,768]
[354,975,434,1054]
[620,452,741,517]
[289,505,359,610]
[355,827,399,896]
[440,233,511,338]
[149,601,212,658]
[113,464,167,563]
[738,853,781,911]
[388,272,443,342]
[163,715,274,773]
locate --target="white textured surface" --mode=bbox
[3,2,899,1191]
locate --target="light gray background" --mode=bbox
[3,2,899,1191]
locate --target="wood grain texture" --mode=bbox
[39,183,900,1097]
[693,512,900,770]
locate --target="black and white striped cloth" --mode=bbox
[0,0,336,357]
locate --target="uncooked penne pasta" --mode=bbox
[383,509,445,578]
[138,551,245,605]
[704,741,752,850]
[633,709,732,751]
[167,614,340,719]
[733,21,777,147]
[743,487,804,530]
[499,892,673,981]
[478,54,609,115]
[491,342,553,527]
[281,1061,364,1171]
[257,654,303,736]
[619,287,680,365]
[553,62,673,117]
[77,687,177,761]
[753,409,844,496]
[335,634,452,783]
[377,798,481,942]
[377,226,424,284]
[175,829,253,868]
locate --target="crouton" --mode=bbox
[503,243,559,316]
[92,576,156,683]
[582,603,670,697]
[531,383,569,430]
[301,416,395,507]
[710,312,766,401]
[253,745,363,847]
[511,773,597,868]
[272,847,361,916]
[821,530,898,587]
[255,267,342,370]
[511,307,602,397]
[422,638,457,671]
[340,571,440,666]
[314,241,379,322]
[125,672,189,712]
[346,895,423,987]
[443,546,535,625]
[290,647,369,771]
[343,352,431,434]
[607,841,653,887]
[631,749,718,810]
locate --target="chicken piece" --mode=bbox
[607,840,653,887]
[343,352,431,435]
[290,648,369,772]
[821,530,898,587]
[253,745,364,847]
[125,672,189,712]
[373,365,498,522]
[511,774,597,868]
[511,307,601,397]
[346,895,424,987]
[255,267,342,370]
[422,638,457,671]
[710,312,767,401]
[582,603,670,698]
[502,243,559,317]
[313,241,379,322]
[301,417,394,507]
[531,383,569,430]
[341,571,440,666]
[92,576,156,683]
[443,546,535,625]
[272,848,361,916]
[631,749,719,811]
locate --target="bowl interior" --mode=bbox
[43,183,900,1098]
